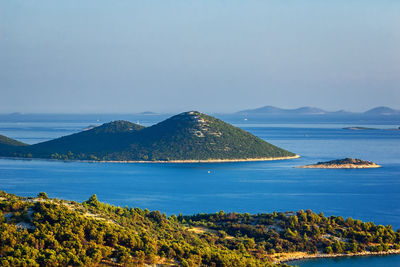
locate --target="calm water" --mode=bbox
[290,254,400,267]
[0,120,399,266]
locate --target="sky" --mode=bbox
[0,0,399,113]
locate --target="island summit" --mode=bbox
[0,111,298,162]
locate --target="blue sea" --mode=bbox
[0,117,399,266]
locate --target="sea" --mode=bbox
[0,114,399,266]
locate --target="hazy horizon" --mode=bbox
[1,0,399,113]
[1,104,399,115]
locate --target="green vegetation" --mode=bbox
[0,111,296,161]
[37,192,48,199]
[0,191,284,266]
[184,210,400,256]
[298,158,381,169]
[315,158,377,166]
[0,135,28,158]
[1,191,399,266]
[0,134,27,149]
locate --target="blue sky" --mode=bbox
[1,0,399,113]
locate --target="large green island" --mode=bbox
[0,111,298,163]
[1,191,399,266]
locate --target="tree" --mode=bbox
[325,246,333,254]
[37,192,48,199]
[86,194,100,207]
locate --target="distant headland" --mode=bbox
[298,158,381,169]
[0,111,298,163]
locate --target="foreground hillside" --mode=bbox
[1,191,399,266]
[0,111,297,162]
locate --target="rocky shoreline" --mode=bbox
[275,249,400,264]
[298,163,381,169]
[0,155,300,164]
[96,155,301,163]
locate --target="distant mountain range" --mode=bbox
[1,106,399,121]
[362,106,400,115]
[236,106,400,116]
[0,111,296,162]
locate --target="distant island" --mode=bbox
[237,106,328,115]
[343,126,400,131]
[236,105,400,116]
[298,158,381,169]
[1,106,400,126]
[343,127,377,130]
[1,191,399,266]
[81,124,99,131]
[363,106,400,116]
[0,111,298,162]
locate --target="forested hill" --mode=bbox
[27,120,145,158]
[119,111,296,161]
[1,191,399,266]
[0,111,297,162]
[0,135,28,153]
[0,134,27,147]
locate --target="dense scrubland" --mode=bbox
[1,191,399,266]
